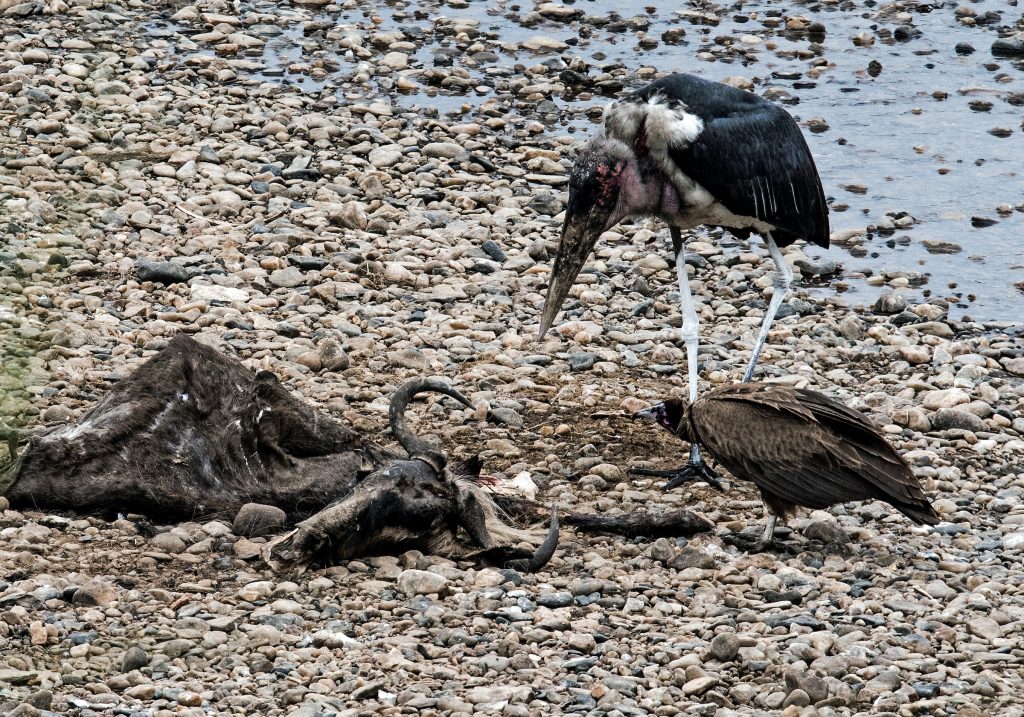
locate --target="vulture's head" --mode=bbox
[538,136,636,338]
[633,398,690,439]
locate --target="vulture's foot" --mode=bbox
[723,526,799,555]
[723,532,774,552]
[629,460,724,492]
[723,532,796,554]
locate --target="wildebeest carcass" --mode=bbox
[1,335,711,570]
[0,336,554,569]
[263,377,561,572]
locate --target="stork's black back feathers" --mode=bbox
[680,384,938,525]
[618,74,829,248]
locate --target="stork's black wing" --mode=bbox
[625,74,829,248]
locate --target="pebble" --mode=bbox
[121,647,149,673]
[319,339,351,372]
[422,142,467,160]
[874,293,907,314]
[803,515,847,544]
[269,267,304,289]
[922,388,970,410]
[930,407,985,432]
[784,669,829,704]
[991,33,1024,56]
[233,503,287,538]
[710,633,740,662]
[793,256,837,277]
[397,570,448,596]
[1003,357,1024,376]
[150,532,186,554]
[71,579,117,607]
[521,36,568,51]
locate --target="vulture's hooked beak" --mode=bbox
[632,404,661,421]
[631,400,687,435]
[632,403,670,430]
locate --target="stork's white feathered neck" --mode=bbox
[600,92,775,236]
[604,93,704,150]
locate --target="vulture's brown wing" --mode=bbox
[689,387,938,524]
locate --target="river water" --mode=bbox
[145,0,1024,322]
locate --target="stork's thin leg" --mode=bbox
[761,514,778,545]
[742,233,793,383]
[672,228,700,409]
[629,228,723,492]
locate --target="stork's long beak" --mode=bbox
[538,206,606,339]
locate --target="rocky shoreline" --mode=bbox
[3,0,1024,715]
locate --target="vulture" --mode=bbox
[633,383,939,546]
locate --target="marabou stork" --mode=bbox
[634,384,939,547]
[538,73,829,488]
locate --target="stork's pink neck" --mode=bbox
[616,161,679,223]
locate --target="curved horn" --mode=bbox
[507,507,559,572]
[388,378,475,471]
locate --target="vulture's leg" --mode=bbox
[724,510,787,552]
[629,228,722,492]
[742,233,792,382]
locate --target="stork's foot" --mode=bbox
[629,460,724,492]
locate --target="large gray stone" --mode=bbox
[233,503,287,538]
[397,569,448,596]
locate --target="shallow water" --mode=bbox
[145,0,1024,321]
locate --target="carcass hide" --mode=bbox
[2,334,373,519]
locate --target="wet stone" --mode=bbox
[874,293,907,315]
[794,257,837,277]
[992,33,1024,56]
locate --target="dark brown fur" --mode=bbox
[2,335,377,520]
